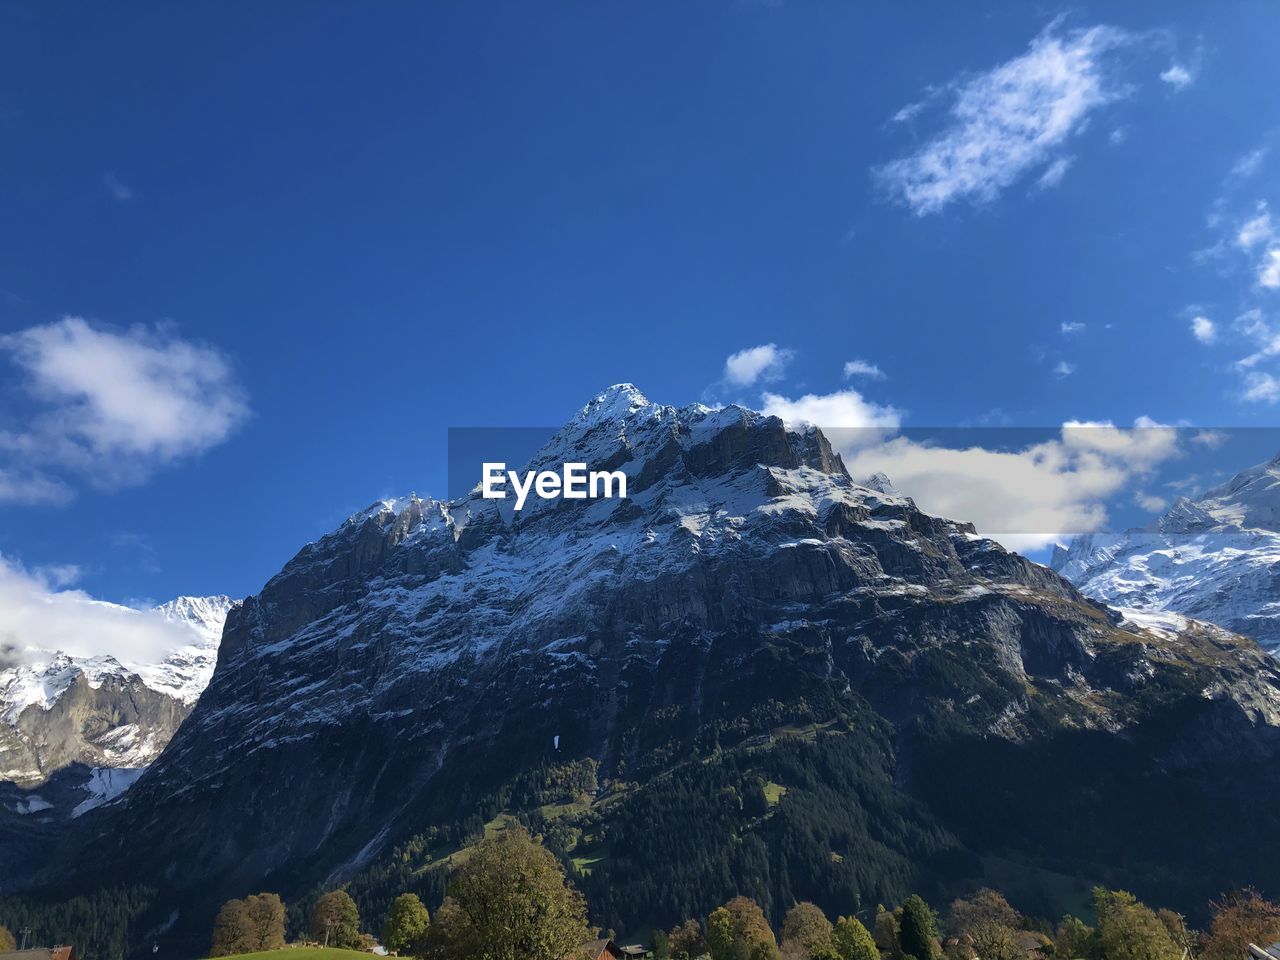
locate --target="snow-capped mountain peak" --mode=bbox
[0,594,238,786]
[1053,451,1280,653]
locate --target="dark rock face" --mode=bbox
[16,388,1280,943]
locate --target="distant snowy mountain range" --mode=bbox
[1052,452,1280,654]
[0,594,236,799]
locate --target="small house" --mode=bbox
[580,939,625,960]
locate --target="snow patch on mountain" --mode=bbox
[0,595,238,785]
[0,595,236,721]
[71,766,146,817]
[1052,453,1280,653]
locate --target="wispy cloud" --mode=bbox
[1035,156,1074,191]
[1060,321,1086,335]
[1159,63,1195,90]
[103,172,134,203]
[0,317,250,502]
[842,358,886,380]
[1235,204,1273,251]
[876,20,1139,215]
[1232,148,1268,179]
[1134,490,1170,512]
[1242,371,1280,403]
[1260,249,1280,289]
[1054,360,1076,378]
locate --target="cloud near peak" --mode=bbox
[723,343,793,387]
[0,556,202,670]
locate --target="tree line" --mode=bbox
[203,826,1280,960]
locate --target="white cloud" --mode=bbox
[1233,310,1280,370]
[877,21,1135,215]
[1035,156,1074,191]
[0,316,250,500]
[760,388,901,438]
[842,359,886,380]
[1054,360,1075,378]
[1191,429,1227,449]
[0,556,202,669]
[0,468,72,506]
[1159,63,1194,90]
[1135,490,1169,512]
[1242,371,1280,403]
[1060,321,1086,335]
[1235,307,1269,340]
[1232,148,1267,179]
[838,418,1181,551]
[103,172,134,203]
[1190,315,1217,344]
[1236,206,1274,250]
[891,101,927,124]
[1259,248,1280,289]
[1109,126,1128,145]
[723,343,793,387]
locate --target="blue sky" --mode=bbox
[2,2,1280,611]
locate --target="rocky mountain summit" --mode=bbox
[0,595,236,789]
[1052,452,1280,652]
[16,387,1280,946]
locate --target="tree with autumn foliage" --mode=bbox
[1203,889,1280,960]
[947,889,1022,960]
[424,826,590,960]
[781,902,835,960]
[1092,888,1182,960]
[669,919,707,960]
[834,917,877,960]
[707,896,780,960]
[210,893,286,956]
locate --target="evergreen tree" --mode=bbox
[651,930,671,960]
[311,890,362,949]
[899,896,939,960]
[833,917,877,960]
[382,893,430,956]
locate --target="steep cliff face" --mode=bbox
[0,596,236,788]
[1052,453,1280,652]
[25,388,1280,941]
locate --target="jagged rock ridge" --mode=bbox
[16,387,1280,946]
